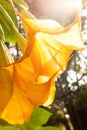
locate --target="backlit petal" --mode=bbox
[0,66,13,113]
[1,84,34,124]
[14,60,56,106]
[52,18,84,50]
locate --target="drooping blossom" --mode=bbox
[0,0,84,124]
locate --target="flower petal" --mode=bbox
[52,18,84,50]
[0,67,13,113]
[14,59,58,106]
[1,84,34,124]
[35,32,72,76]
[21,18,64,34]
[43,79,56,107]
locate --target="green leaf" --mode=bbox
[12,0,29,11]
[34,126,62,130]
[0,25,5,41]
[0,119,11,127]
[0,126,17,130]
[28,107,52,127]
[0,0,17,26]
[20,107,52,130]
[0,0,18,44]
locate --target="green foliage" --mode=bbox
[0,119,12,127]
[0,25,5,41]
[27,107,52,126]
[0,0,17,26]
[32,126,61,130]
[12,0,29,11]
[20,107,52,130]
[20,107,61,130]
[0,0,17,44]
[0,126,16,130]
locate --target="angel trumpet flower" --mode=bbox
[0,0,84,125]
[13,0,84,107]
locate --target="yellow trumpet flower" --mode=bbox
[0,0,84,125]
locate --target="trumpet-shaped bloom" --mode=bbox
[14,13,83,107]
[0,0,84,124]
